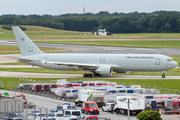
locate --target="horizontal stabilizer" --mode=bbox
[16,57,35,62]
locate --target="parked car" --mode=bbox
[56,103,76,112]
[102,103,115,112]
[81,102,99,115]
[64,109,81,119]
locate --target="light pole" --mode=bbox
[118,97,139,120]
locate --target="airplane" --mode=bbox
[12,26,178,78]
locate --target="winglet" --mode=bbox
[12,26,43,56]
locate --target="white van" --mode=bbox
[102,103,114,112]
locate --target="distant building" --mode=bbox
[94,29,112,36]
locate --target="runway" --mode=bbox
[1,40,180,55]
[0,71,180,79]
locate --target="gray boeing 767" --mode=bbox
[12,26,178,78]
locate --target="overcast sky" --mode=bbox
[1,0,180,15]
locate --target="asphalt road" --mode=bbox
[1,40,180,55]
[0,71,180,79]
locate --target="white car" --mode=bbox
[64,110,81,120]
[5,113,25,120]
[56,116,78,120]
[56,103,76,112]
[28,111,46,120]
[48,112,64,119]
[5,118,23,120]
[102,103,114,112]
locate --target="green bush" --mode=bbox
[136,110,162,120]
[1,25,12,30]
[1,25,26,31]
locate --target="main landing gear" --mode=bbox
[162,71,166,78]
[83,73,102,78]
[83,74,93,77]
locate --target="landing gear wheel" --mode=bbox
[88,74,93,77]
[83,74,88,77]
[94,73,102,77]
[162,71,166,78]
[84,74,93,77]
[162,75,165,78]
[94,73,97,76]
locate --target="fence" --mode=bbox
[0,101,57,120]
[0,99,24,120]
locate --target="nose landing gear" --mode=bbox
[162,71,166,78]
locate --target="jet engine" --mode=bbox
[95,66,113,75]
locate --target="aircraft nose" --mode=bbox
[173,61,178,68]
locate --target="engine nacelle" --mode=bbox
[95,66,113,75]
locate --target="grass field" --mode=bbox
[114,33,180,37]
[0,25,92,39]
[35,40,180,48]
[0,62,27,65]
[0,77,179,94]
[1,25,180,39]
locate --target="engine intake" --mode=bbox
[95,66,113,75]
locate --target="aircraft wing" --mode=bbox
[46,61,117,69]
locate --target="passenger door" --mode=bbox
[156,58,160,65]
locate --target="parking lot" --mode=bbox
[1,80,180,120]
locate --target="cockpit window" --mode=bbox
[167,59,174,61]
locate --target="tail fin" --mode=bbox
[12,26,43,56]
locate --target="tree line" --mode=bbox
[1,11,180,33]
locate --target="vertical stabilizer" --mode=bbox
[12,26,43,56]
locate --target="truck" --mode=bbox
[114,96,145,115]
[77,89,104,107]
[81,102,99,115]
[14,94,27,104]
[162,110,180,115]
